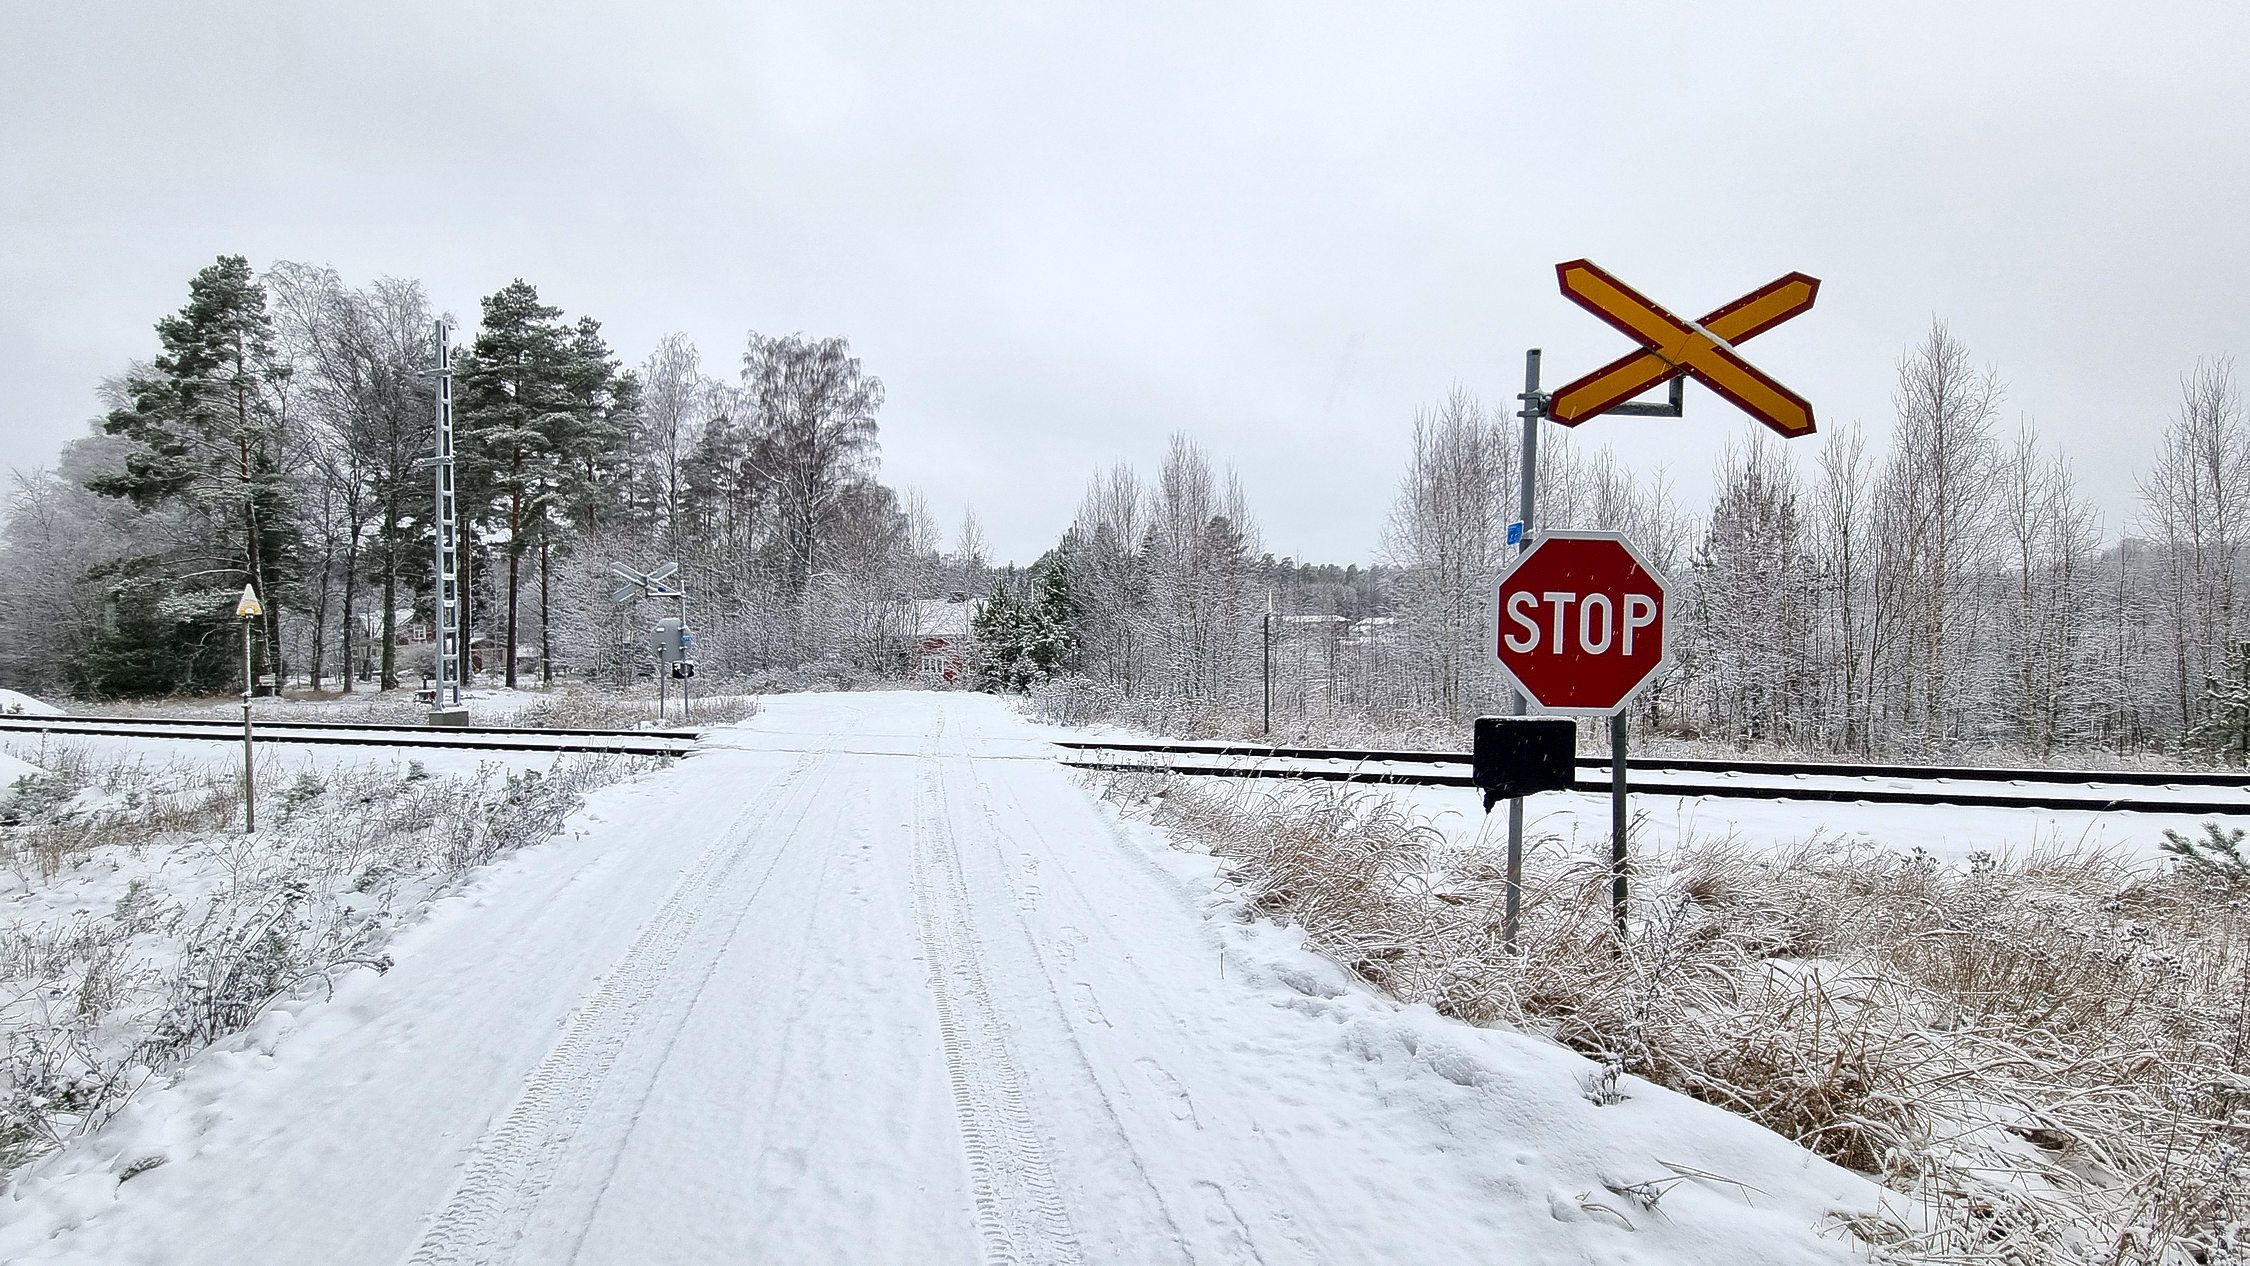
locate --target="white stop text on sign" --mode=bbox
[1501,590,1659,656]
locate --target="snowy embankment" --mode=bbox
[85,683,756,731]
[0,736,664,1188]
[0,692,1888,1264]
[0,691,63,718]
[1115,765,2250,1262]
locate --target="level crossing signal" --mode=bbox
[610,561,683,604]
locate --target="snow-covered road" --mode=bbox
[1,692,1881,1264]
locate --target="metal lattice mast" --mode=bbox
[431,321,462,707]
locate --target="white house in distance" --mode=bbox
[912,597,974,686]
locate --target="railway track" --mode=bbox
[0,714,702,758]
[8,717,2240,814]
[1055,739,2250,817]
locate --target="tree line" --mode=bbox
[990,325,2248,763]
[0,256,933,698]
[6,258,2245,766]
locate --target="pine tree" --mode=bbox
[88,255,295,694]
[454,281,571,687]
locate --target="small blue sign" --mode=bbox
[1507,521,1525,546]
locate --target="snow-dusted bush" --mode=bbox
[0,746,662,1175]
[1107,773,2250,1265]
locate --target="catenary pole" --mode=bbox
[429,320,463,712]
[1505,348,1541,951]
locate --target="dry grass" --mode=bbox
[1103,772,2250,1264]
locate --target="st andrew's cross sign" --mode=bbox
[1546,260,1819,437]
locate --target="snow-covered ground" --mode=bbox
[0,691,64,718]
[0,691,1891,1264]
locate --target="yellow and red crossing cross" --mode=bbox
[1547,260,1820,437]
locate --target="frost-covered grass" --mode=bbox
[0,742,665,1176]
[1105,771,2250,1264]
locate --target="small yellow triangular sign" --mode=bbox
[235,584,263,618]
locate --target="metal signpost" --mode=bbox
[612,561,690,723]
[1491,532,1673,940]
[1494,259,1821,949]
[235,584,262,833]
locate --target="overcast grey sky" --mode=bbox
[5,0,2246,565]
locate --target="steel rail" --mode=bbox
[21,714,699,740]
[0,718,696,758]
[1052,739,2250,790]
[1059,759,2249,817]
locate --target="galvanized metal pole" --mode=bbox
[241,616,255,834]
[1505,349,1541,952]
[1611,709,1629,943]
[429,321,462,712]
[680,592,692,724]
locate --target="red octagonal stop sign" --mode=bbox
[1492,531,1672,715]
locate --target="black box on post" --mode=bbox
[1472,716,1578,811]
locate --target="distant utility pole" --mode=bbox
[1263,592,1275,736]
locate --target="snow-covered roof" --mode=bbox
[916,599,972,638]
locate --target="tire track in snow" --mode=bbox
[910,715,1085,1266]
[965,735,1322,1265]
[403,732,849,1266]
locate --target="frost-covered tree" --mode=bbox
[740,332,885,607]
[1875,321,2002,748]
[1382,389,1510,720]
[1686,438,1813,743]
[2140,358,2249,738]
[266,263,434,691]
